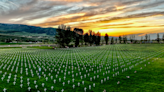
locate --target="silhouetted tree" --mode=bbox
[65,26,72,46]
[96,32,101,45]
[133,35,135,43]
[145,34,148,43]
[157,33,160,43]
[74,28,84,46]
[115,38,117,44]
[123,35,127,44]
[92,32,96,44]
[130,35,133,43]
[81,35,84,45]
[104,33,109,45]
[130,35,135,43]
[111,37,114,44]
[58,24,66,30]
[119,36,122,44]
[148,35,150,43]
[84,33,89,45]
[55,24,73,47]
[162,34,164,43]
[89,30,93,46]
[141,36,143,43]
[55,25,66,47]
[74,28,83,35]
[75,34,79,47]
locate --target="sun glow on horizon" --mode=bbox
[1,0,164,37]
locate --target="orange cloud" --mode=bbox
[47,13,86,22]
[32,5,164,37]
[115,5,126,10]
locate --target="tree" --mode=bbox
[96,32,101,45]
[119,36,122,44]
[81,35,84,45]
[92,32,96,44]
[141,36,143,43]
[115,38,117,44]
[145,34,148,43]
[157,33,160,43]
[123,35,127,44]
[111,37,114,44]
[75,34,79,47]
[74,28,83,35]
[104,33,109,45]
[130,35,135,43]
[74,28,84,46]
[133,35,135,43]
[64,26,72,46]
[125,36,127,43]
[130,35,133,43]
[148,35,150,43]
[89,30,93,46]
[84,33,89,45]
[58,24,66,30]
[55,24,73,47]
[55,26,65,47]
[162,34,164,43]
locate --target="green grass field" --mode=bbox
[0,43,30,45]
[0,44,164,92]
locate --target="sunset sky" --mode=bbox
[0,0,164,38]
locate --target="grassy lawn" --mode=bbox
[0,47,22,49]
[27,46,54,49]
[0,44,164,92]
[0,42,31,45]
[95,56,164,92]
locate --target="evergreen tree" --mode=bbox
[96,32,101,45]
[81,35,84,45]
[145,34,148,43]
[89,30,93,46]
[130,35,133,43]
[115,38,117,44]
[162,34,164,43]
[92,32,96,44]
[75,34,79,47]
[141,36,143,43]
[84,33,89,45]
[55,28,65,47]
[111,37,114,44]
[125,36,127,44]
[104,33,109,45]
[133,35,135,43]
[157,33,160,43]
[119,36,122,44]
[148,35,150,43]
[65,26,72,46]
[55,24,73,47]
[123,35,127,44]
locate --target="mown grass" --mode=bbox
[0,43,31,45]
[27,46,54,49]
[0,44,164,92]
[0,47,22,49]
[92,57,164,92]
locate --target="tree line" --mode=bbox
[55,24,101,48]
[55,24,164,47]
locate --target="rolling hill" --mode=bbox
[0,23,56,36]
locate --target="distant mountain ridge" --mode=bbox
[0,23,56,36]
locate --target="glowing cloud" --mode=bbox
[1,0,164,36]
